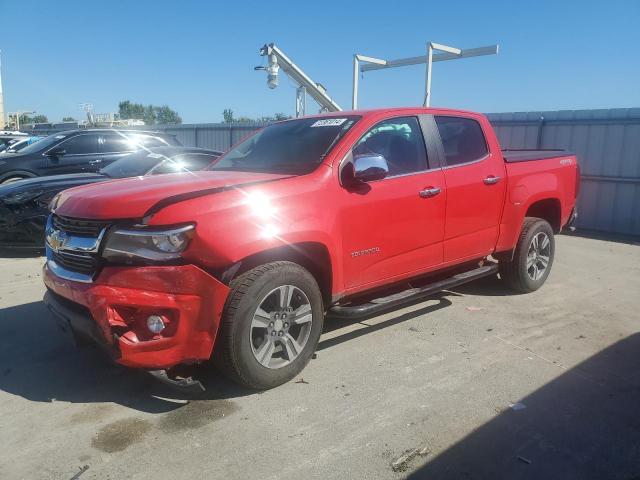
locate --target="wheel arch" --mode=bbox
[0,170,38,183]
[525,197,562,233]
[220,242,333,308]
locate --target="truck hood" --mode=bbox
[53,170,292,220]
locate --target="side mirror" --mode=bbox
[352,154,389,183]
[47,148,66,158]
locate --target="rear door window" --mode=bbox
[99,135,136,153]
[61,134,99,155]
[129,134,169,148]
[434,116,488,166]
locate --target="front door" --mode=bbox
[45,133,100,175]
[339,116,446,290]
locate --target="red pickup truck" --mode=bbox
[43,108,579,390]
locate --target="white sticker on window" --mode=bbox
[310,118,347,127]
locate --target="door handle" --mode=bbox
[483,175,501,185]
[419,187,441,198]
[88,159,103,165]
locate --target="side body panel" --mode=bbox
[496,155,578,253]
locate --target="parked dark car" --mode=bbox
[0,129,181,184]
[0,146,222,249]
[0,136,44,154]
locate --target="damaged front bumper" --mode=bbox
[43,262,231,372]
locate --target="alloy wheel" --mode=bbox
[250,285,313,369]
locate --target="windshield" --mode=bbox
[150,153,218,175]
[100,150,166,178]
[18,133,67,154]
[99,150,219,178]
[208,116,360,175]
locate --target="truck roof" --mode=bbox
[297,106,484,120]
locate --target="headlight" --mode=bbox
[1,189,43,205]
[102,224,195,263]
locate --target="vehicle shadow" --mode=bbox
[448,273,518,297]
[0,279,502,413]
[0,293,459,413]
[320,293,455,351]
[406,333,640,479]
[0,301,254,413]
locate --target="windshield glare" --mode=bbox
[18,133,66,154]
[100,151,165,178]
[209,116,360,175]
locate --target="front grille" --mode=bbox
[52,250,99,275]
[48,215,110,278]
[53,215,111,237]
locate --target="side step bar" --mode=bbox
[329,264,499,319]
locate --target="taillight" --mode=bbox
[575,163,581,198]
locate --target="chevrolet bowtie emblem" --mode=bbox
[47,229,67,252]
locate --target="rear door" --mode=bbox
[45,133,100,175]
[96,134,137,168]
[340,115,446,290]
[435,115,506,262]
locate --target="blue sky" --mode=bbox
[1,0,639,123]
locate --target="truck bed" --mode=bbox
[502,149,572,163]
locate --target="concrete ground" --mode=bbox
[0,234,639,480]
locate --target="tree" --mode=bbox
[223,109,234,123]
[118,100,181,125]
[154,105,181,124]
[118,100,146,121]
[222,109,291,123]
[16,113,48,125]
[62,116,76,122]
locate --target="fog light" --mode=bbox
[147,315,166,334]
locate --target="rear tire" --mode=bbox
[499,217,555,293]
[214,261,324,389]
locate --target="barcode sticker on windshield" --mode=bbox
[310,118,347,127]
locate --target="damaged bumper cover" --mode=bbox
[43,262,230,370]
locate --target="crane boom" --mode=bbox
[259,43,342,114]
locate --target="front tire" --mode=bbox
[214,261,324,389]
[500,217,555,293]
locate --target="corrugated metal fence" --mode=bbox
[23,108,640,236]
[129,122,267,151]
[487,108,640,236]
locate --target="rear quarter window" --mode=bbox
[435,116,488,166]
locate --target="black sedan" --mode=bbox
[0,146,222,250]
[0,128,180,184]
